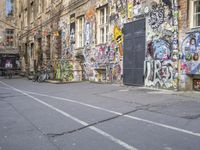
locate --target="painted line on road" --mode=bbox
[1,81,200,138]
[0,81,138,150]
[23,90,200,138]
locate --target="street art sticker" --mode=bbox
[144,60,176,88]
[114,25,123,57]
[181,32,200,75]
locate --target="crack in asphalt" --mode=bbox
[142,104,200,121]
[46,109,142,138]
[181,114,200,120]
[0,95,19,99]
[3,101,61,150]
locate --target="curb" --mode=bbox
[45,80,83,84]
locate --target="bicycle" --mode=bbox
[37,68,50,82]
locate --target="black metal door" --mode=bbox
[123,19,145,85]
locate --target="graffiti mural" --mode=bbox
[181,32,200,75]
[147,38,171,60]
[148,4,164,30]
[127,0,133,19]
[82,41,121,82]
[145,1,177,89]
[146,1,174,58]
[82,48,95,80]
[145,60,176,88]
[107,63,121,82]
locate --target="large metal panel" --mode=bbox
[123,19,145,85]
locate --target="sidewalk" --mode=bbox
[128,86,200,99]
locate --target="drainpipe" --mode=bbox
[172,0,180,91]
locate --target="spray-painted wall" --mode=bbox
[144,0,179,89]
[181,33,200,75]
[51,0,184,87]
[180,32,200,90]
[76,0,124,83]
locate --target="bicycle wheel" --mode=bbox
[38,74,46,82]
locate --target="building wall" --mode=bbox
[0,0,17,50]
[144,0,179,89]
[0,0,19,73]
[0,0,6,45]
[178,0,200,91]
[15,0,200,90]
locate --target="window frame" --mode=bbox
[5,29,14,47]
[6,0,14,17]
[77,16,85,48]
[24,8,28,27]
[30,1,34,23]
[38,0,43,15]
[97,5,109,44]
[190,0,200,28]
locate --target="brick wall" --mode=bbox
[178,0,189,41]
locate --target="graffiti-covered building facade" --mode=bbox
[178,0,200,91]
[0,0,19,76]
[15,0,200,91]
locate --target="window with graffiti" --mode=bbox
[77,16,85,48]
[97,5,109,44]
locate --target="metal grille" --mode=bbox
[123,19,146,85]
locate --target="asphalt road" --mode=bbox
[0,77,200,150]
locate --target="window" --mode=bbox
[97,6,109,44]
[77,16,84,48]
[190,0,200,28]
[5,29,14,47]
[46,0,50,9]
[46,35,51,59]
[30,2,34,23]
[38,0,43,14]
[24,8,28,27]
[6,0,14,17]
[194,1,200,27]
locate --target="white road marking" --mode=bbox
[23,91,200,137]
[1,81,200,138]
[0,81,138,150]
